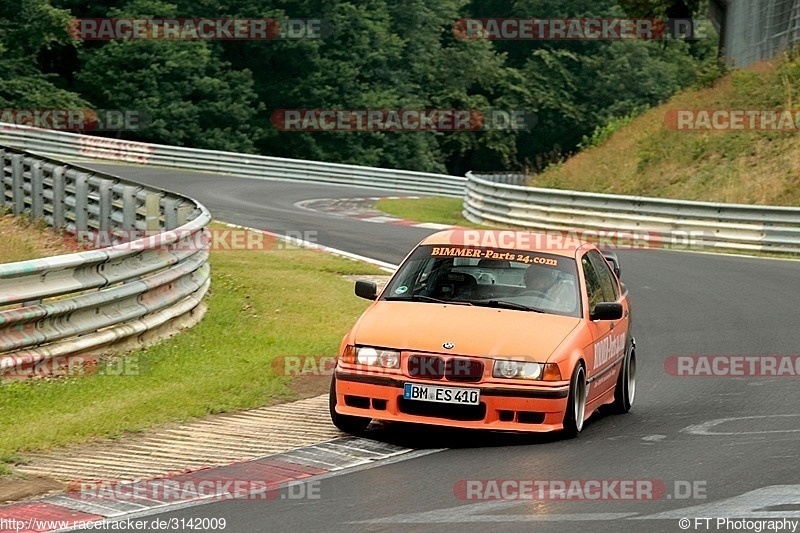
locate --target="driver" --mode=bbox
[523,265,560,294]
[523,265,575,310]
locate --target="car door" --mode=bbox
[581,250,625,402]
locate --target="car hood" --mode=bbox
[350,301,581,361]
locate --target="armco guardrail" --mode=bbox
[4,124,799,256]
[0,123,465,197]
[0,145,211,376]
[464,172,800,254]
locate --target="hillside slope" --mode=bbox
[531,55,800,206]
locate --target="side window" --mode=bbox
[420,258,450,288]
[581,254,604,313]
[588,250,619,302]
[414,259,436,286]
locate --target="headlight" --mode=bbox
[354,346,400,368]
[492,360,561,380]
[493,360,542,379]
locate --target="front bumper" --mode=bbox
[334,370,570,432]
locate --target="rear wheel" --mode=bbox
[611,343,636,414]
[329,375,371,434]
[562,364,587,438]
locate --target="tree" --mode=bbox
[0,0,87,108]
[75,0,262,151]
[617,0,702,18]
[213,0,527,173]
[28,0,719,173]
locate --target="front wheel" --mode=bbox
[562,364,587,439]
[329,375,371,434]
[611,344,636,414]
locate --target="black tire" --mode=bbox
[611,343,636,414]
[329,375,371,435]
[562,364,587,439]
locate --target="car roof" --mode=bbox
[419,229,589,258]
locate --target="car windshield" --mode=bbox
[383,245,581,318]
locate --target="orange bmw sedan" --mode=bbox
[330,230,636,438]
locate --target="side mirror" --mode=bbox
[602,251,621,279]
[355,280,378,301]
[591,302,623,321]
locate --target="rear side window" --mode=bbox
[581,254,604,313]
[588,250,619,302]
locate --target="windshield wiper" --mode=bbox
[385,295,472,305]
[475,300,546,313]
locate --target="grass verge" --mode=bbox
[0,213,72,262]
[376,197,486,228]
[0,225,383,462]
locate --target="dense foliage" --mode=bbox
[1,0,717,173]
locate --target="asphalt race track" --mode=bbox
[82,163,433,265]
[78,163,800,533]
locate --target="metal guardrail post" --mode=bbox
[0,149,5,203]
[121,185,138,229]
[52,166,66,229]
[176,204,193,227]
[11,154,24,215]
[31,163,44,219]
[164,198,181,230]
[98,178,114,230]
[74,172,89,230]
[145,192,161,231]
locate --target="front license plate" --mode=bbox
[403,382,480,405]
